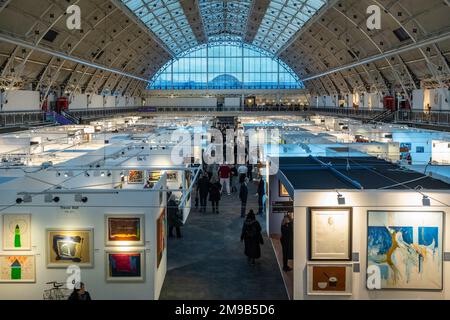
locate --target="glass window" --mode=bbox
[148,43,303,90]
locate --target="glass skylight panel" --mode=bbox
[198,0,252,40]
[253,0,327,54]
[121,0,198,55]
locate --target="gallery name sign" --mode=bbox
[59,206,80,215]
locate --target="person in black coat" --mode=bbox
[257,178,265,215]
[239,180,249,218]
[68,282,91,301]
[209,176,222,214]
[167,194,182,238]
[280,214,294,271]
[241,210,264,265]
[197,173,210,213]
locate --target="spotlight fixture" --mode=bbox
[84,171,90,177]
[56,171,61,177]
[120,171,125,178]
[16,194,32,204]
[107,171,112,177]
[75,194,88,203]
[100,172,105,177]
[53,196,60,203]
[422,195,431,206]
[337,191,346,205]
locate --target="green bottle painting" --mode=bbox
[11,259,22,280]
[14,224,21,248]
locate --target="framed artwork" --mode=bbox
[128,170,144,184]
[105,215,144,246]
[105,249,145,282]
[147,171,162,182]
[309,208,352,260]
[3,214,31,251]
[307,263,353,296]
[279,180,289,198]
[0,254,36,283]
[166,171,178,182]
[157,210,166,268]
[46,228,94,268]
[367,211,443,290]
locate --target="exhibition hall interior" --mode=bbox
[0,0,449,302]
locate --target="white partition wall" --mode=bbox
[293,190,450,300]
[3,90,40,111]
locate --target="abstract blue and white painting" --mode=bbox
[367,211,443,290]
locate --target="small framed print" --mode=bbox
[0,254,36,283]
[309,208,352,260]
[166,171,178,182]
[3,214,31,251]
[307,263,353,296]
[105,249,145,282]
[128,170,144,184]
[105,215,145,246]
[279,180,289,197]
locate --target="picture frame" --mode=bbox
[279,180,289,198]
[2,214,32,251]
[128,170,144,184]
[105,248,145,282]
[0,254,36,283]
[105,215,145,246]
[147,171,162,182]
[46,228,94,268]
[309,207,352,261]
[157,209,166,268]
[307,262,353,296]
[367,210,444,290]
[166,171,178,182]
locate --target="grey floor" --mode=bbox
[160,179,289,300]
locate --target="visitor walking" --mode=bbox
[257,178,265,215]
[280,214,294,272]
[209,176,222,214]
[239,178,249,218]
[197,173,210,213]
[167,194,183,238]
[218,164,231,195]
[230,165,238,193]
[240,210,264,265]
[238,164,248,183]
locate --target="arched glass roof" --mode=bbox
[148,42,304,90]
[121,0,327,56]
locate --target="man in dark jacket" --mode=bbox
[257,178,265,215]
[197,173,210,212]
[239,179,248,218]
[280,214,294,271]
[167,194,182,238]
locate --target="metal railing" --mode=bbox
[395,110,450,127]
[66,106,141,121]
[0,110,49,127]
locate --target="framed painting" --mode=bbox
[279,180,289,198]
[307,263,353,296]
[46,228,94,268]
[128,170,144,184]
[3,214,31,251]
[157,210,166,268]
[0,254,36,283]
[105,215,145,246]
[309,208,352,260]
[166,171,178,182]
[367,211,444,290]
[147,171,162,182]
[105,249,145,282]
